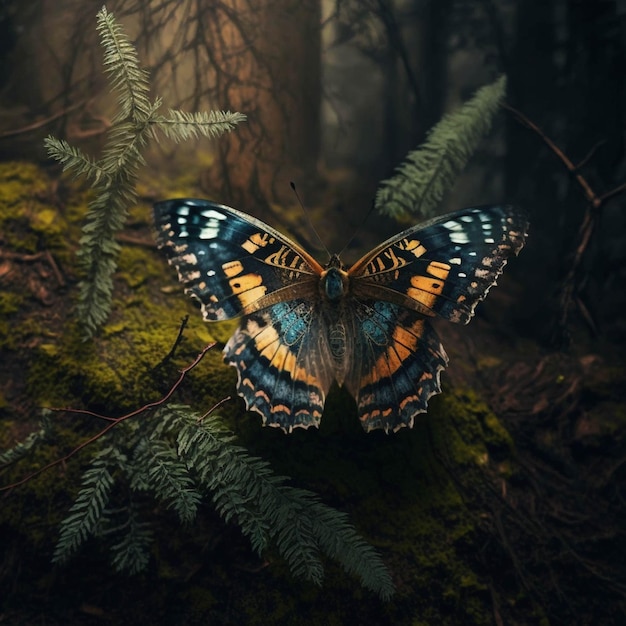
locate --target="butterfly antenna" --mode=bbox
[290,181,331,260]
[336,200,377,258]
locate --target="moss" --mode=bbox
[0,419,84,550]
[1,159,540,624]
[435,388,514,469]
[0,292,23,315]
[0,161,50,207]
[226,387,516,625]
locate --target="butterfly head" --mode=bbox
[321,254,349,302]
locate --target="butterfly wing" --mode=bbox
[223,300,335,432]
[153,198,324,320]
[349,205,528,324]
[344,205,528,432]
[154,198,334,431]
[343,300,448,433]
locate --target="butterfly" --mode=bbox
[153,199,528,433]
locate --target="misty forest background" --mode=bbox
[1,0,625,625]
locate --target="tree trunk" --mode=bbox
[205,0,322,211]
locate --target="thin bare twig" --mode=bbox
[0,249,65,287]
[504,102,626,342]
[0,99,89,138]
[0,343,216,493]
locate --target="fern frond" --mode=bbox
[96,6,151,122]
[375,75,507,220]
[43,136,109,186]
[307,503,395,600]
[52,446,120,563]
[109,502,153,574]
[167,406,394,598]
[154,109,247,142]
[0,411,52,467]
[132,437,201,524]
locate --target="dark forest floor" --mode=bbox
[1,161,625,625]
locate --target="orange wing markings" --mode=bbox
[240,231,275,254]
[350,236,427,276]
[360,318,425,387]
[405,261,451,310]
[243,316,323,389]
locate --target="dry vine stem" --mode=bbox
[503,102,626,342]
[1,342,217,493]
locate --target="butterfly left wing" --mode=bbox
[154,198,333,432]
[153,198,324,320]
[349,205,528,324]
[224,300,335,432]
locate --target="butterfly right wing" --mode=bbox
[343,299,448,433]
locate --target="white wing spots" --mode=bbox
[450,231,470,244]
[469,251,477,257]
[200,209,227,220]
[206,269,216,277]
[175,208,227,240]
[449,257,461,265]
[443,220,463,231]
[175,217,189,237]
[484,238,495,244]
[458,272,467,278]
[198,213,226,239]
[460,215,474,223]
[180,252,198,266]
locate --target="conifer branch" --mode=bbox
[96,5,151,122]
[153,109,248,142]
[375,75,507,220]
[52,446,121,563]
[0,414,52,467]
[171,407,395,598]
[44,6,246,337]
[43,137,109,186]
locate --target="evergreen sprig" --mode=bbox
[44,6,245,337]
[375,75,507,220]
[52,445,120,563]
[0,412,52,467]
[48,404,394,599]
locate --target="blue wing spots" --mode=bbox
[223,305,328,431]
[361,301,394,346]
[279,303,310,346]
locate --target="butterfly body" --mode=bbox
[154,199,528,433]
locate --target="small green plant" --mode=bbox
[44,5,246,338]
[375,75,507,220]
[49,404,394,595]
